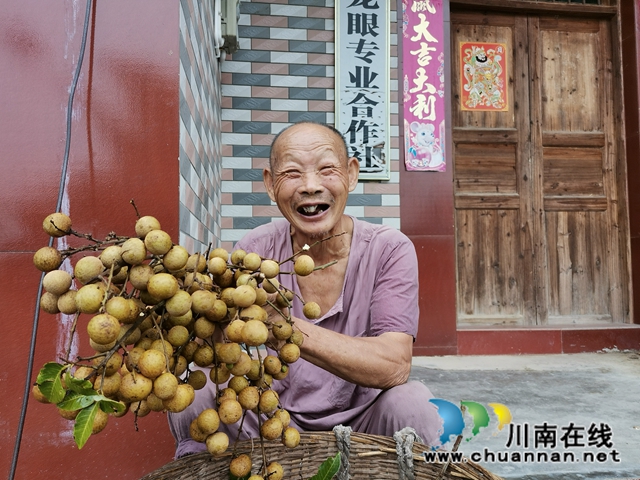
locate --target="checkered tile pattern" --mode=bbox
[219,0,401,250]
[178,0,224,254]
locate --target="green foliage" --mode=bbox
[74,402,100,449]
[34,362,125,449]
[310,452,341,480]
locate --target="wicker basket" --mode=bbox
[140,430,504,480]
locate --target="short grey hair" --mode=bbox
[268,121,349,171]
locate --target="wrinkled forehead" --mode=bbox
[270,123,348,171]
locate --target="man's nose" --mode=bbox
[299,171,325,195]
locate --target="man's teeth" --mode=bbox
[302,205,318,214]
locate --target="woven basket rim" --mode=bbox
[140,430,504,480]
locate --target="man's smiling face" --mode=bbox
[264,123,359,239]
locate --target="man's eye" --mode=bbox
[282,171,302,178]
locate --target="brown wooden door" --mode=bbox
[452,11,630,326]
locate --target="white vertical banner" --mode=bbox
[335,0,391,181]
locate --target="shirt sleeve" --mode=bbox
[368,231,420,339]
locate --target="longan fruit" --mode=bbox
[274,408,291,428]
[263,355,282,376]
[196,408,220,435]
[194,317,216,339]
[153,372,179,400]
[233,284,257,308]
[33,247,62,272]
[191,290,216,314]
[147,273,179,300]
[209,247,229,261]
[240,304,267,322]
[92,408,109,434]
[206,431,229,455]
[279,343,301,364]
[40,292,60,314]
[217,342,242,364]
[271,320,293,341]
[294,254,314,276]
[166,325,190,347]
[258,389,279,414]
[187,370,207,390]
[74,256,104,285]
[146,393,165,412]
[76,284,106,314]
[261,416,284,440]
[100,245,123,269]
[204,299,227,322]
[242,252,262,271]
[190,418,209,443]
[121,237,147,265]
[237,385,260,410]
[283,426,300,448]
[144,229,173,255]
[57,290,78,315]
[129,400,151,418]
[129,264,154,290]
[262,277,279,294]
[137,349,166,379]
[266,461,284,480]
[230,249,246,265]
[218,399,243,424]
[165,290,192,317]
[162,383,195,413]
[185,253,207,273]
[228,375,249,394]
[135,215,161,239]
[163,245,189,271]
[193,344,214,367]
[43,270,72,296]
[224,319,245,343]
[230,454,252,478]
[303,301,322,319]
[87,313,120,346]
[290,330,304,347]
[43,212,72,237]
[119,372,153,402]
[229,351,252,376]
[210,364,231,384]
[260,259,280,278]
[241,320,269,346]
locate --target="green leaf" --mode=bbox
[36,362,66,384]
[64,371,94,394]
[36,363,68,404]
[73,403,100,449]
[309,453,341,480]
[57,392,96,411]
[98,398,126,415]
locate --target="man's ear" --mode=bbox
[347,156,360,192]
[263,168,276,202]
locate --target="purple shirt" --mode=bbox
[235,217,420,430]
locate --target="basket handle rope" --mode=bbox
[393,427,423,480]
[332,425,352,480]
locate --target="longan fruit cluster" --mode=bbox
[33,212,323,477]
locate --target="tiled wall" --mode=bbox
[178,0,224,254]
[219,0,401,251]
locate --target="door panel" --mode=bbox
[452,11,628,326]
[452,13,534,326]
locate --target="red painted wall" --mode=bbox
[0,1,180,478]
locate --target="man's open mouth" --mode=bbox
[297,204,329,216]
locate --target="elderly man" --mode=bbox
[168,121,442,458]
